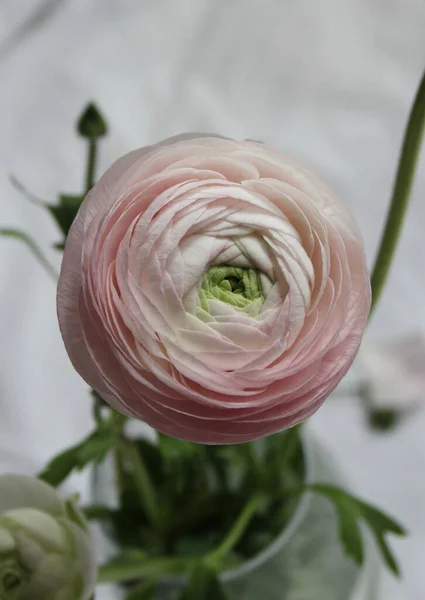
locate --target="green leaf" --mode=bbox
[356,500,406,536]
[48,194,84,237]
[124,580,156,600]
[178,563,231,600]
[39,417,123,486]
[332,499,364,565]
[309,484,406,577]
[77,427,120,465]
[158,434,200,489]
[0,228,58,279]
[158,434,199,462]
[77,103,108,139]
[98,555,190,584]
[262,426,304,497]
[38,444,81,486]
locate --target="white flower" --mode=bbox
[0,475,97,600]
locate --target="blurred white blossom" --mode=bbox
[356,334,425,421]
[0,474,97,600]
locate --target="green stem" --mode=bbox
[0,228,58,280]
[97,493,263,584]
[82,504,113,521]
[279,425,301,468]
[98,556,192,584]
[370,68,425,317]
[92,399,103,425]
[206,495,262,564]
[242,444,264,485]
[85,139,97,194]
[117,438,162,532]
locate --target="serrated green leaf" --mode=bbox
[309,483,406,577]
[39,420,121,486]
[356,500,406,536]
[38,444,81,486]
[333,501,364,565]
[77,103,108,138]
[0,228,58,279]
[178,563,231,600]
[77,427,119,465]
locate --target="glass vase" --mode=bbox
[92,430,381,600]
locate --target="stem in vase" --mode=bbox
[117,437,162,532]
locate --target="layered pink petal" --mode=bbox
[57,134,371,444]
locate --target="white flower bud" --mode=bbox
[0,475,97,600]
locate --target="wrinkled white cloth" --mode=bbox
[0,1,424,598]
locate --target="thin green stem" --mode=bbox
[82,504,113,521]
[97,493,264,584]
[85,139,97,194]
[206,495,263,564]
[107,408,128,429]
[241,444,264,485]
[370,68,425,317]
[98,556,192,584]
[92,399,103,425]
[0,228,58,280]
[279,425,301,469]
[117,438,161,532]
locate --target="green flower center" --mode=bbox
[199,265,264,313]
[0,560,28,599]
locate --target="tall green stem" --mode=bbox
[370,68,425,317]
[97,493,263,584]
[117,438,162,532]
[85,139,97,194]
[98,556,191,584]
[206,495,262,564]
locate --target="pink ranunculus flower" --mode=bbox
[57,134,371,444]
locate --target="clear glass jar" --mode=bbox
[92,431,381,600]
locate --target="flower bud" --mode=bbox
[0,475,97,600]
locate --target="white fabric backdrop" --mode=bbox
[0,1,424,598]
